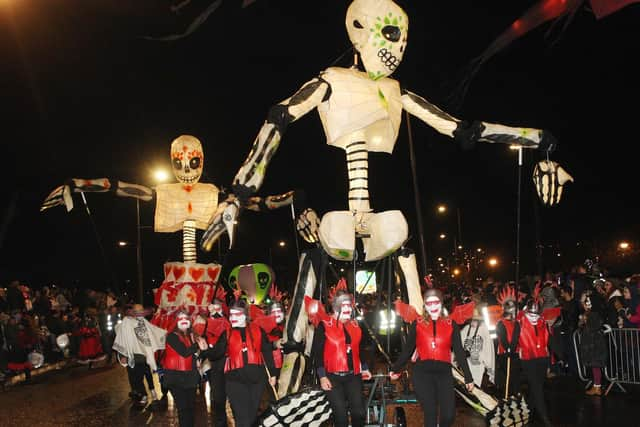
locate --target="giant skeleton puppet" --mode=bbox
[201,0,558,395]
[41,135,293,320]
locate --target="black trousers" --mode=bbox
[495,354,521,397]
[226,379,266,427]
[325,373,365,427]
[127,360,147,396]
[168,385,196,427]
[411,363,455,427]
[208,363,228,427]
[521,357,549,421]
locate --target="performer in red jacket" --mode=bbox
[213,296,276,427]
[310,279,372,427]
[163,310,208,427]
[390,288,474,427]
[495,286,521,397]
[266,286,285,380]
[200,290,231,427]
[519,298,552,427]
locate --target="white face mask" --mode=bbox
[209,303,223,317]
[229,309,247,328]
[177,316,191,331]
[526,312,540,325]
[271,307,284,324]
[425,296,442,320]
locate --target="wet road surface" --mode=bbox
[0,361,638,426]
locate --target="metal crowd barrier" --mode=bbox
[573,327,640,395]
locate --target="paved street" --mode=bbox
[0,361,638,426]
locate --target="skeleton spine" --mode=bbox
[346,141,370,212]
[183,220,197,263]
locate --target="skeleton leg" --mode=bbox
[396,248,424,316]
[278,248,324,396]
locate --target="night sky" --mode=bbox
[1,0,638,293]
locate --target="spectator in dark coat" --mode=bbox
[6,281,25,312]
[578,291,607,396]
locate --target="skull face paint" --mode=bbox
[338,301,353,321]
[425,296,442,320]
[177,314,191,331]
[209,303,223,317]
[525,312,540,325]
[229,309,247,328]
[346,0,408,80]
[171,135,204,184]
[271,306,284,324]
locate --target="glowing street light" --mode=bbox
[476,248,483,253]
[619,242,630,250]
[118,241,128,247]
[437,205,447,214]
[453,268,460,276]
[153,169,170,183]
[278,240,286,247]
[439,233,446,240]
[488,257,498,267]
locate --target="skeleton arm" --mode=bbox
[401,89,557,151]
[40,178,154,212]
[232,77,331,199]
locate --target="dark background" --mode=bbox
[1,0,638,295]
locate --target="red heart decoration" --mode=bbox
[190,267,205,282]
[173,266,186,281]
[164,264,173,278]
[207,266,221,282]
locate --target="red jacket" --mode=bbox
[321,319,362,374]
[415,318,453,363]
[268,324,284,369]
[163,333,194,371]
[518,316,550,360]
[497,319,520,355]
[225,324,263,373]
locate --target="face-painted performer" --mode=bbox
[494,285,522,398]
[459,304,495,388]
[221,292,278,427]
[201,0,558,397]
[196,287,231,427]
[518,289,553,427]
[163,309,208,427]
[267,286,286,379]
[306,279,372,427]
[112,304,167,406]
[390,288,474,427]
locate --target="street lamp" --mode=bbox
[278,240,286,247]
[439,233,446,239]
[118,241,128,247]
[437,205,447,214]
[153,169,170,183]
[619,242,630,250]
[488,257,498,267]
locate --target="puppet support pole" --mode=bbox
[515,147,523,287]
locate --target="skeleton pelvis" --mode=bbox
[318,210,408,261]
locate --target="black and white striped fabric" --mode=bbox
[486,395,530,427]
[257,388,332,427]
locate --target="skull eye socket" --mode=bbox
[353,20,363,29]
[381,25,401,42]
[172,158,182,170]
[189,157,201,170]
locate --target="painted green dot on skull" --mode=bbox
[392,18,398,25]
[384,16,390,25]
[375,23,381,30]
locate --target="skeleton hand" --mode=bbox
[296,208,320,244]
[41,184,74,212]
[201,195,240,251]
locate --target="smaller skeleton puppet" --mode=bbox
[41,135,293,319]
[532,160,573,206]
[200,0,560,395]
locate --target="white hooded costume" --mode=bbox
[113,317,167,371]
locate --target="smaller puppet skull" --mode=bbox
[171,135,204,184]
[532,160,573,206]
[346,0,408,80]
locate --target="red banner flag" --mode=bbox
[590,0,640,19]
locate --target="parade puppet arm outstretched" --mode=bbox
[401,90,557,151]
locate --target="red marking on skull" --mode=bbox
[103,179,110,189]
[188,202,193,214]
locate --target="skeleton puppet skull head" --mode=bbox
[346,0,408,80]
[171,135,204,184]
